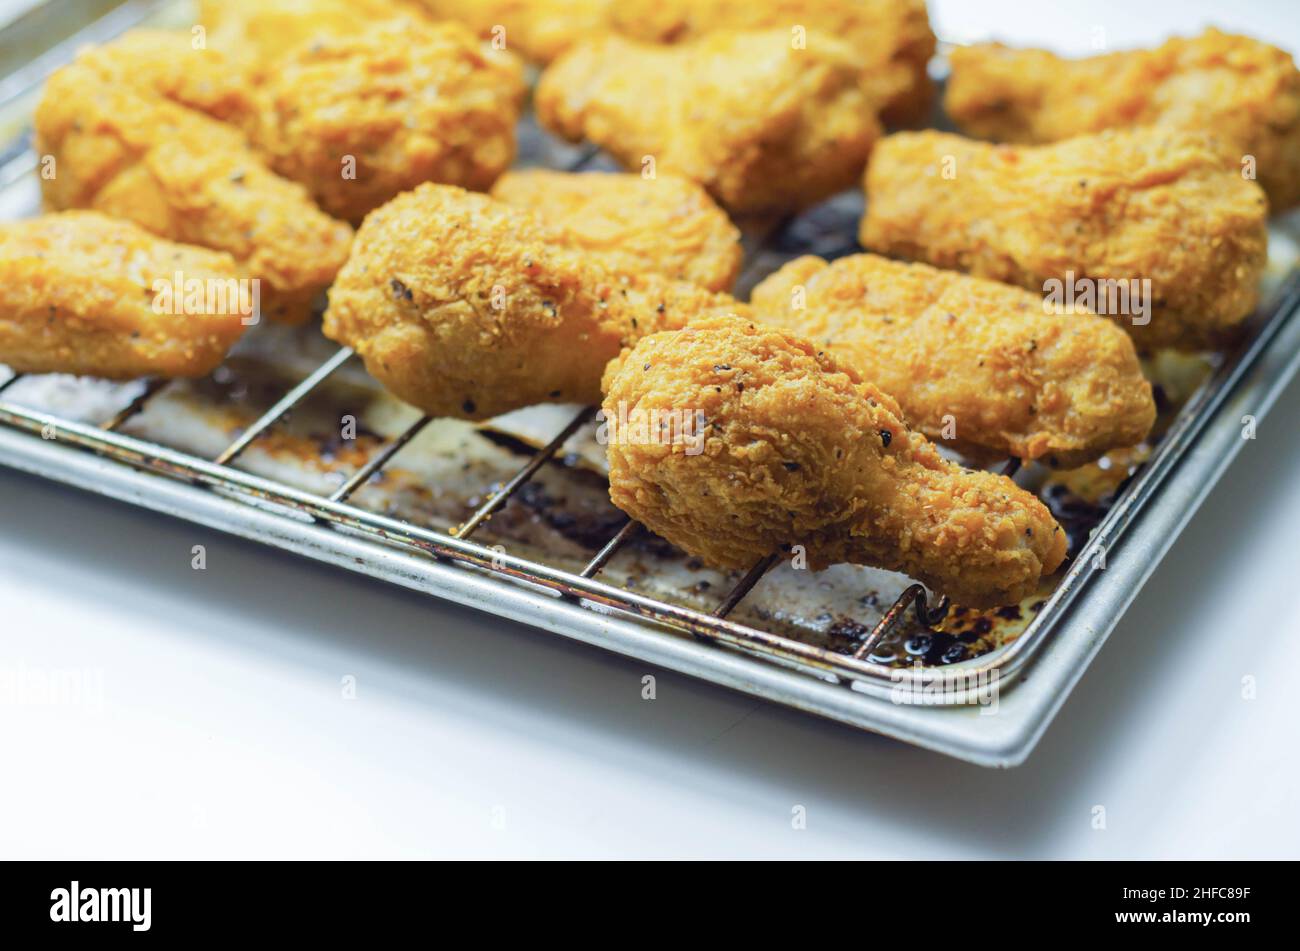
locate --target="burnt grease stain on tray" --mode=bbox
[825,600,1039,667]
[1045,481,1118,563]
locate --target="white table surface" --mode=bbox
[3,0,1299,860]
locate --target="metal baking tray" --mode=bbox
[3,0,1299,765]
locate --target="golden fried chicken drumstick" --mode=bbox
[862,129,1269,350]
[536,29,880,214]
[602,317,1067,608]
[490,171,743,292]
[608,0,936,126]
[751,254,1155,466]
[35,60,353,324]
[0,213,248,380]
[247,18,525,224]
[945,29,1300,210]
[323,185,746,420]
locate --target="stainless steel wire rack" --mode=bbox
[4,0,1300,766]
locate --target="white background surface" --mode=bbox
[2,1,1300,859]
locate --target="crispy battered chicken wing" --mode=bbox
[35,61,353,324]
[0,213,247,379]
[601,316,1067,608]
[248,18,525,223]
[946,29,1300,210]
[751,254,1155,466]
[609,0,936,126]
[490,170,742,292]
[410,1,615,64]
[322,184,746,420]
[536,30,880,214]
[861,129,1269,350]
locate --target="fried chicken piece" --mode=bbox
[490,170,743,292]
[35,61,353,324]
[66,28,258,129]
[188,7,525,224]
[861,129,1269,351]
[608,0,936,126]
[536,30,880,214]
[410,1,615,64]
[945,29,1300,210]
[323,184,747,420]
[247,18,525,224]
[197,0,416,79]
[0,213,248,380]
[751,254,1155,466]
[601,316,1066,607]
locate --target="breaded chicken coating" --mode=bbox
[35,63,353,324]
[68,29,258,129]
[861,129,1270,350]
[0,213,248,380]
[751,254,1156,466]
[247,18,525,224]
[490,170,743,292]
[198,0,416,79]
[946,29,1300,210]
[601,316,1067,607]
[323,185,747,420]
[410,1,615,64]
[536,30,880,215]
[609,0,936,126]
